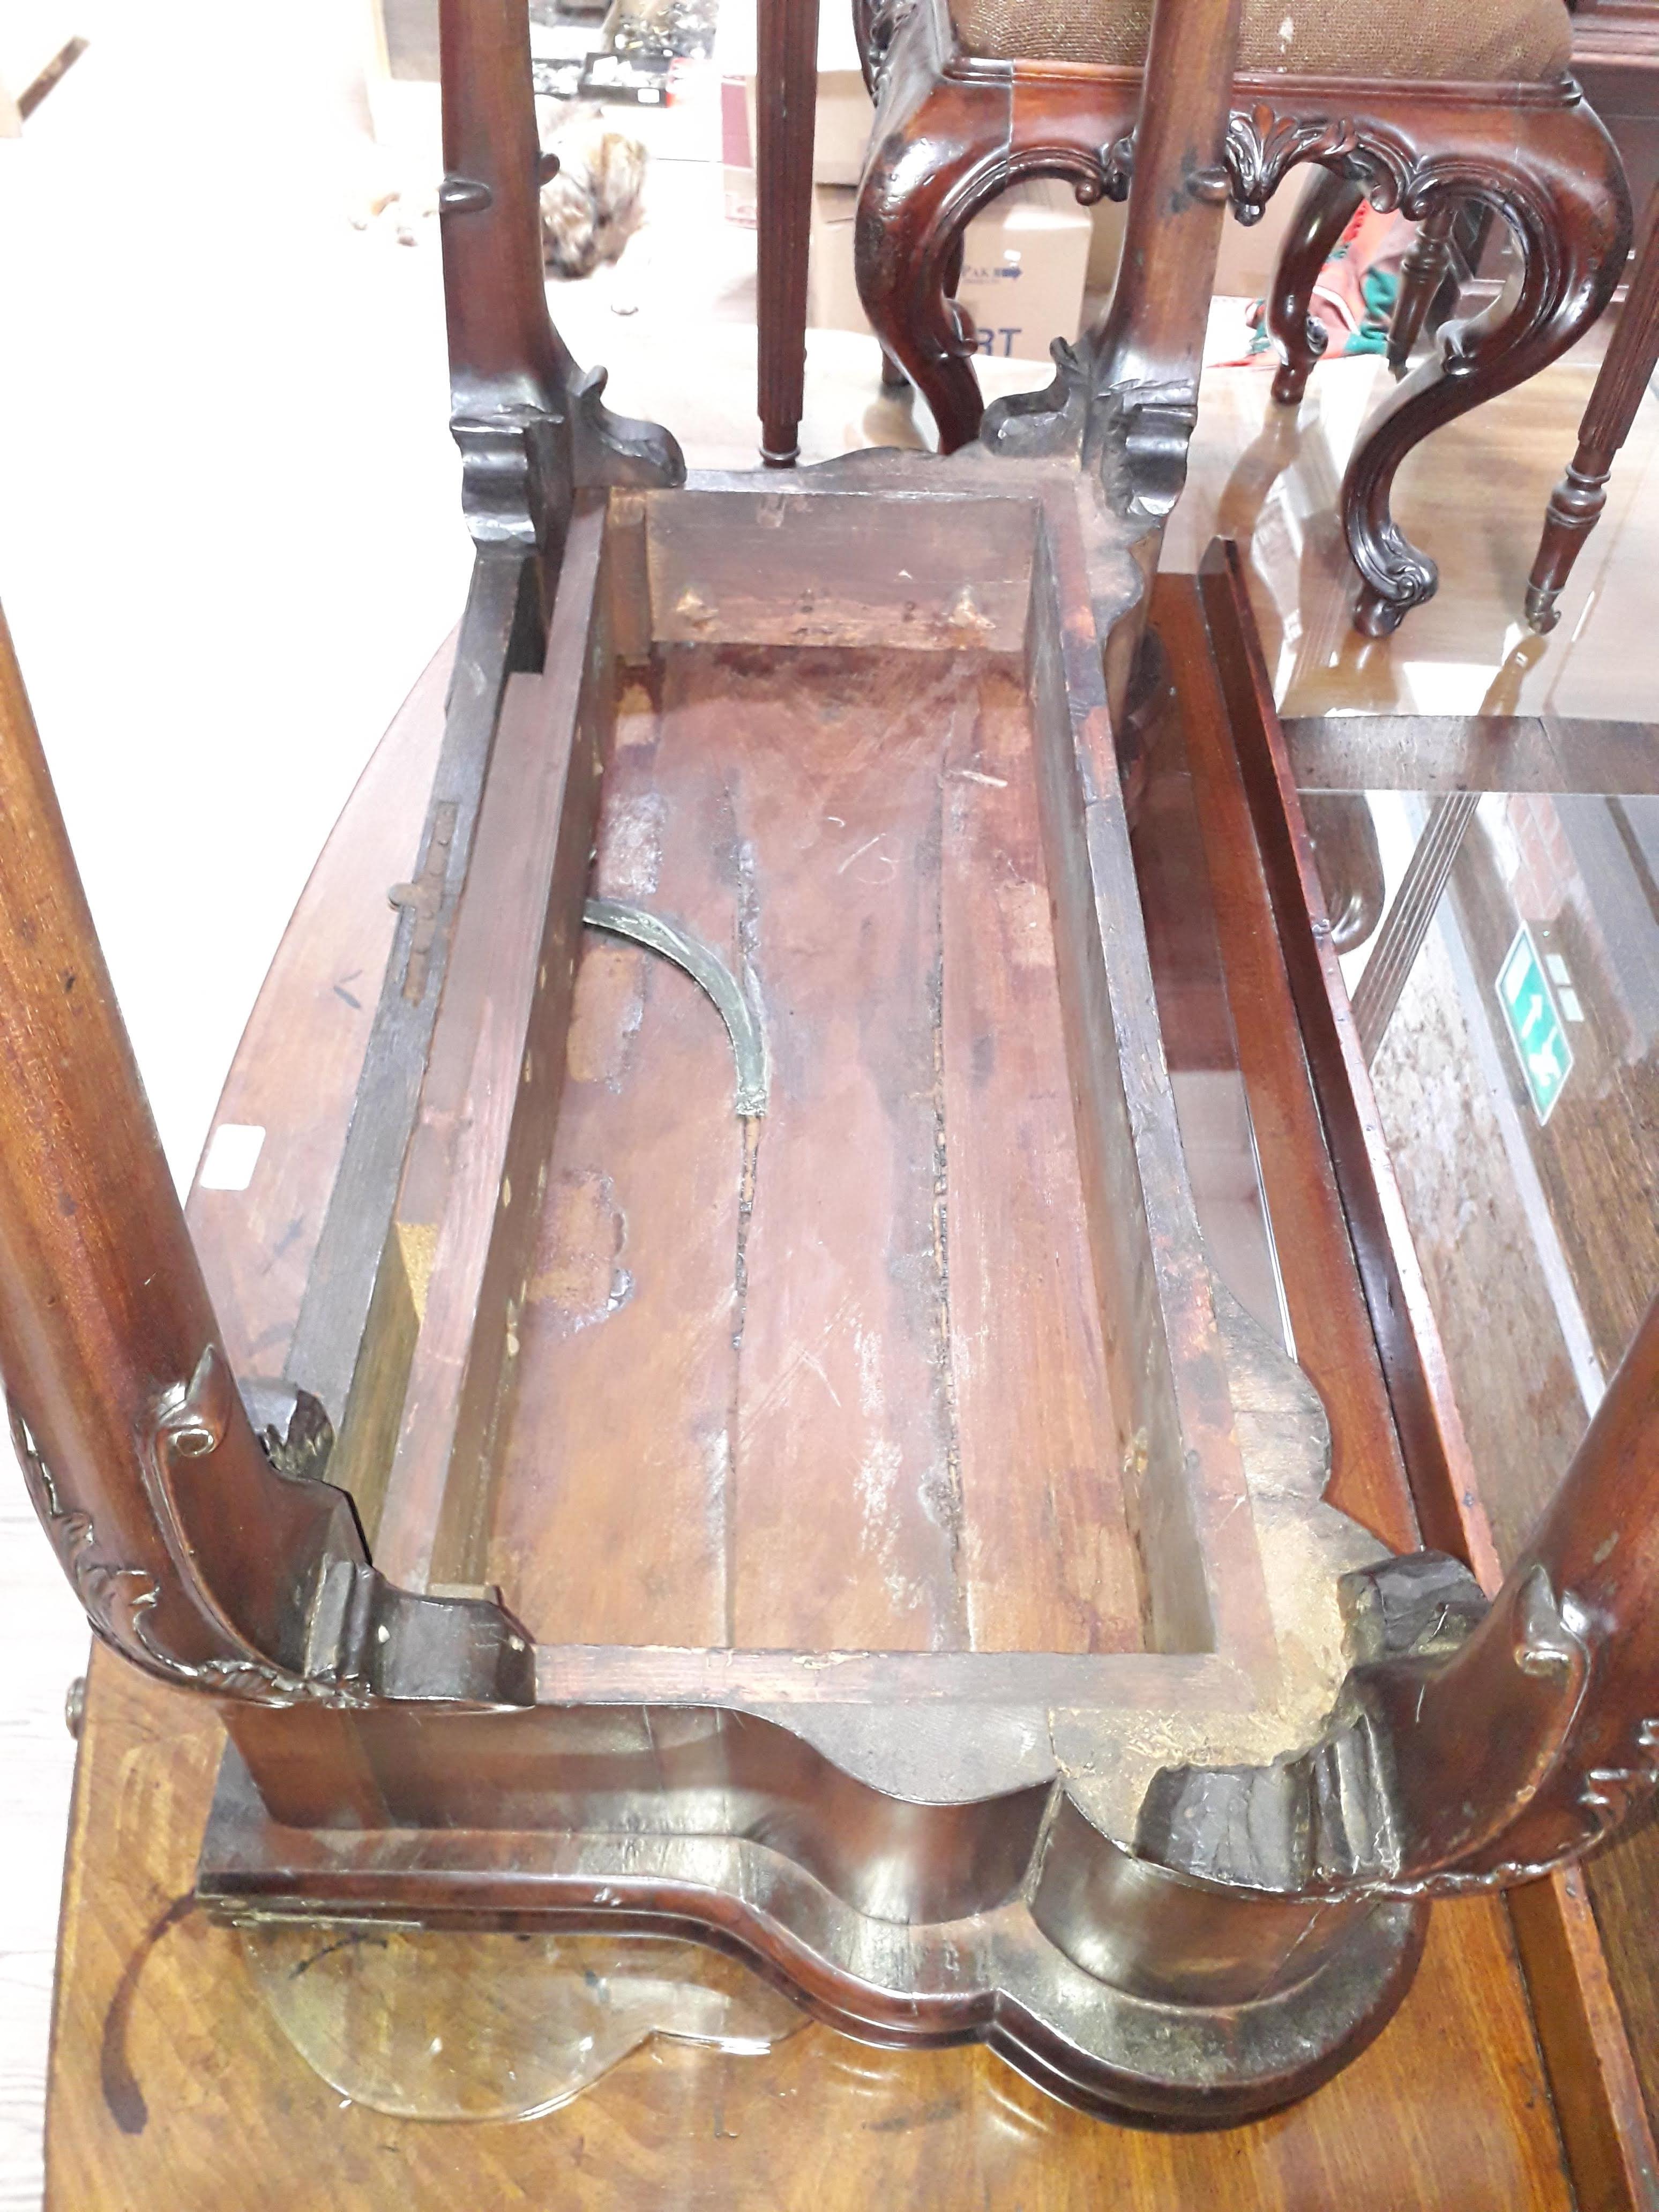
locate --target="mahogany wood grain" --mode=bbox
[851,0,1630,631]
[490,640,1137,1655]
[1386,204,1458,373]
[44,626,1582,2204]
[1509,1864,1659,2212]
[1265,165,1364,406]
[374,500,613,1589]
[1582,1800,1659,2178]
[0,611,367,1693]
[1195,541,1501,1579]
[756,0,820,465]
[1149,573,1418,1554]
[46,1642,1577,2212]
[937,655,1138,1653]
[488,660,741,1648]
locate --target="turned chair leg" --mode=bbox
[1268,167,1365,406]
[1527,180,1659,632]
[1341,120,1631,637]
[756,0,819,466]
[1386,205,1457,375]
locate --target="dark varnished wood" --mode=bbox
[1149,575,1418,1557]
[1195,540,1659,2206]
[40,601,1588,2210]
[492,640,1137,1656]
[756,0,821,464]
[201,464,1415,2126]
[6,0,1659,2146]
[0,606,530,1710]
[1387,203,1458,371]
[1265,163,1365,406]
[851,0,1631,630]
[1195,543,1500,1576]
[47,1645,1576,2210]
[1574,0,1659,219]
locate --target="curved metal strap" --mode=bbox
[583,898,770,1118]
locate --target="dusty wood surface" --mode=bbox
[493,641,1135,1655]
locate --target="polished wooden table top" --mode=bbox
[50,1643,1571,2210]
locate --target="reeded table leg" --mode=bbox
[756,0,820,466]
[1527,180,1659,633]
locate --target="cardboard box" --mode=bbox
[810,180,1091,365]
[794,69,875,189]
[716,0,876,191]
[1083,169,1316,309]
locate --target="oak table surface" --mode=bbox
[44,638,1576,2211]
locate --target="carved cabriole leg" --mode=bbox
[1221,90,1629,633]
[1528,177,1659,631]
[856,83,1000,449]
[1265,165,1365,406]
[854,28,1136,452]
[1387,203,1457,375]
[857,104,1123,447]
[1331,96,1630,636]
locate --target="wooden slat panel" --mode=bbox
[939,663,1138,1654]
[716,645,969,1649]
[490,640,1143,1655]
[489,661,737,1648]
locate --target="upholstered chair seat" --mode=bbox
[949,0,1571,84]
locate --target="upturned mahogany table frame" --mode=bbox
[2,0,1658,2144]
[35,558,1657,2207]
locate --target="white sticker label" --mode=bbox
[199,1123,265,1192]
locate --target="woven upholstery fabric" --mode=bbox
[951,0,1572,81]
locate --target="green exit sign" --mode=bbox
[1496,926,1573,1125]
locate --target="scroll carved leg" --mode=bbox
[1386,204,1457,376]
[855,66,1129,452]
[1339,113,1630,636]
[856,128,1012,452]
[1267,167,1365,407]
